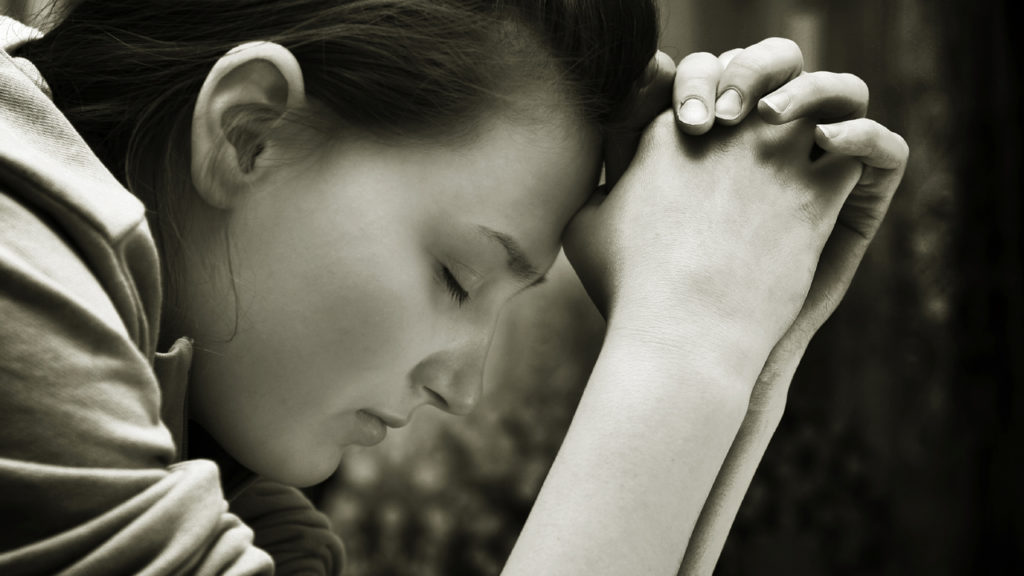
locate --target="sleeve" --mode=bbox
[230,479,346,576]
[0,190,275,575]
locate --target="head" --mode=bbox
[20,0,659,486]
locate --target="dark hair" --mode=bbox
[17,0,658,328]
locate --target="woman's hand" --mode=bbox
[669,39,910,410]
[556,39,909,575]
[674,38,805,133]
[671,42,909,576]
[566,111,864,384]
[605,38,810,191]
[672,107,908,576]
[596,37,909,389]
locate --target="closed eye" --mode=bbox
[441,266,469,307]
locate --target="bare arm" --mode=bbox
[503,326,752,574]
[590,39,910,575]
[502,88,867,571]
[679,108,909,574]
[499,37,908,573]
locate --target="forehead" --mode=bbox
[423,108,602,256]
[302,93,603,272]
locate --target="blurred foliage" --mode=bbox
[317,1,1022,574]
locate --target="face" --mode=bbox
[185,105,602,486]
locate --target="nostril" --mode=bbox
[423,377,481,416]
[411,354,484,416]
[424,387,449,411]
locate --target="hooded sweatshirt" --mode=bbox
[0,17,344,575]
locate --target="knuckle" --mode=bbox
[717,48,744,69]
[762,36,801,55]
[718,48,744,61]
[724,55,766,83]
[760,37,804,67]
[676,52,723,83]
[680,51,717,66]
[802,72,829,96]
[726,38,804,82]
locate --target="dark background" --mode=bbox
[5,0,1020,573]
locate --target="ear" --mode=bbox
[191,42,307,209]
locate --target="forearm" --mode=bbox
[502,326,757,576]
[678,339,804,575]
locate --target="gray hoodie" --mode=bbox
[0,17,343,575]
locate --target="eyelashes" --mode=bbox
[441,266,469,307]
[438,262,546,307]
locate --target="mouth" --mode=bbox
[352,410,410,447]
[363,410,410,429]
[353,410,388,446]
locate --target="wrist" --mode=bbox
[604,305,773,396]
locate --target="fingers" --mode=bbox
[673,52,724,134]
[758,71,870,124]
[814,118,910,170]
[717,48,743,69]
[672,38,803,134]
[817,118,909,240]
[715,37,804,124]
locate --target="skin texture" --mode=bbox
[180,43,602,487]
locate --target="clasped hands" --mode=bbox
[565,38,909,406]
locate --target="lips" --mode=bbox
[354,410,387,446]
[363,410,410,429]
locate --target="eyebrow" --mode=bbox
[477,226,541,283]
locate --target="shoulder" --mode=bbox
[0,44,161,357]
[0,41,168,468]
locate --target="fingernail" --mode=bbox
[761,92,791,114]
[678,98,708,126]
[715,89,742,120]
[817,124,842,139]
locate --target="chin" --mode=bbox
[240,444,344,488]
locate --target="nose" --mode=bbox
[424,363,482,416]
[410,336,490,417]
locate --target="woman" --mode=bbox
[0,0,908,574]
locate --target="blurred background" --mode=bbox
[4,0,1021,574]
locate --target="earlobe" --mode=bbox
[191,41,307,209]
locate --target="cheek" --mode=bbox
[237,227,431,405]
[292,263,422,388]
[193,202,442,482]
